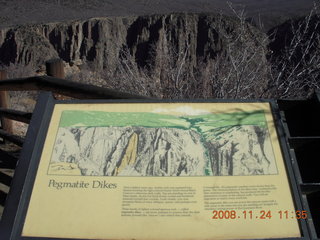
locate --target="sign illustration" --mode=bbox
[49,108,277,177]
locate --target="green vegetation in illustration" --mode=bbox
[59,110,267,132]
[59,111,190,129]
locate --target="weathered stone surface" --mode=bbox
[0,26,58,66]
[0,13,265,71]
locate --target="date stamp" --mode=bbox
[211,210,308,220]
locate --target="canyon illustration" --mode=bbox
[48,107,278,176]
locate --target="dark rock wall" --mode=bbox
[0,13,265,70]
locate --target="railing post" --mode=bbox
[45,59,65,78]
[0,70,13,140]
[45,59,67,100]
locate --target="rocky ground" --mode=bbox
[0,143,19,219]
[0,168,13,217]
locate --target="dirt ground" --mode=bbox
[0,168,14,218]
[0,141,21,219]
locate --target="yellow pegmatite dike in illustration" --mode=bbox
[22,102,301,240]
[115,132,138,175]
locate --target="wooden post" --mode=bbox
[45,59,67,100]
[45,59,65,78]
[0,70,13,138]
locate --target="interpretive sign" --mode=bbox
[1,93,306,239]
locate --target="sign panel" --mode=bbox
[20,102,300,239]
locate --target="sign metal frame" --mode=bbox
[0,92,311,240]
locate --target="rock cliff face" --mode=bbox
[49,125,277,176]
[268,15,320,59]
[0,13,264,70]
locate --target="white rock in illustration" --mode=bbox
[51,128,80,163]
[50,125,277,176]
[51,127,208,176]
[207,125,276,176]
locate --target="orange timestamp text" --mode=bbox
[211,210,308,220]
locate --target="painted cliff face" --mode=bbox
[48,109,278,177]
